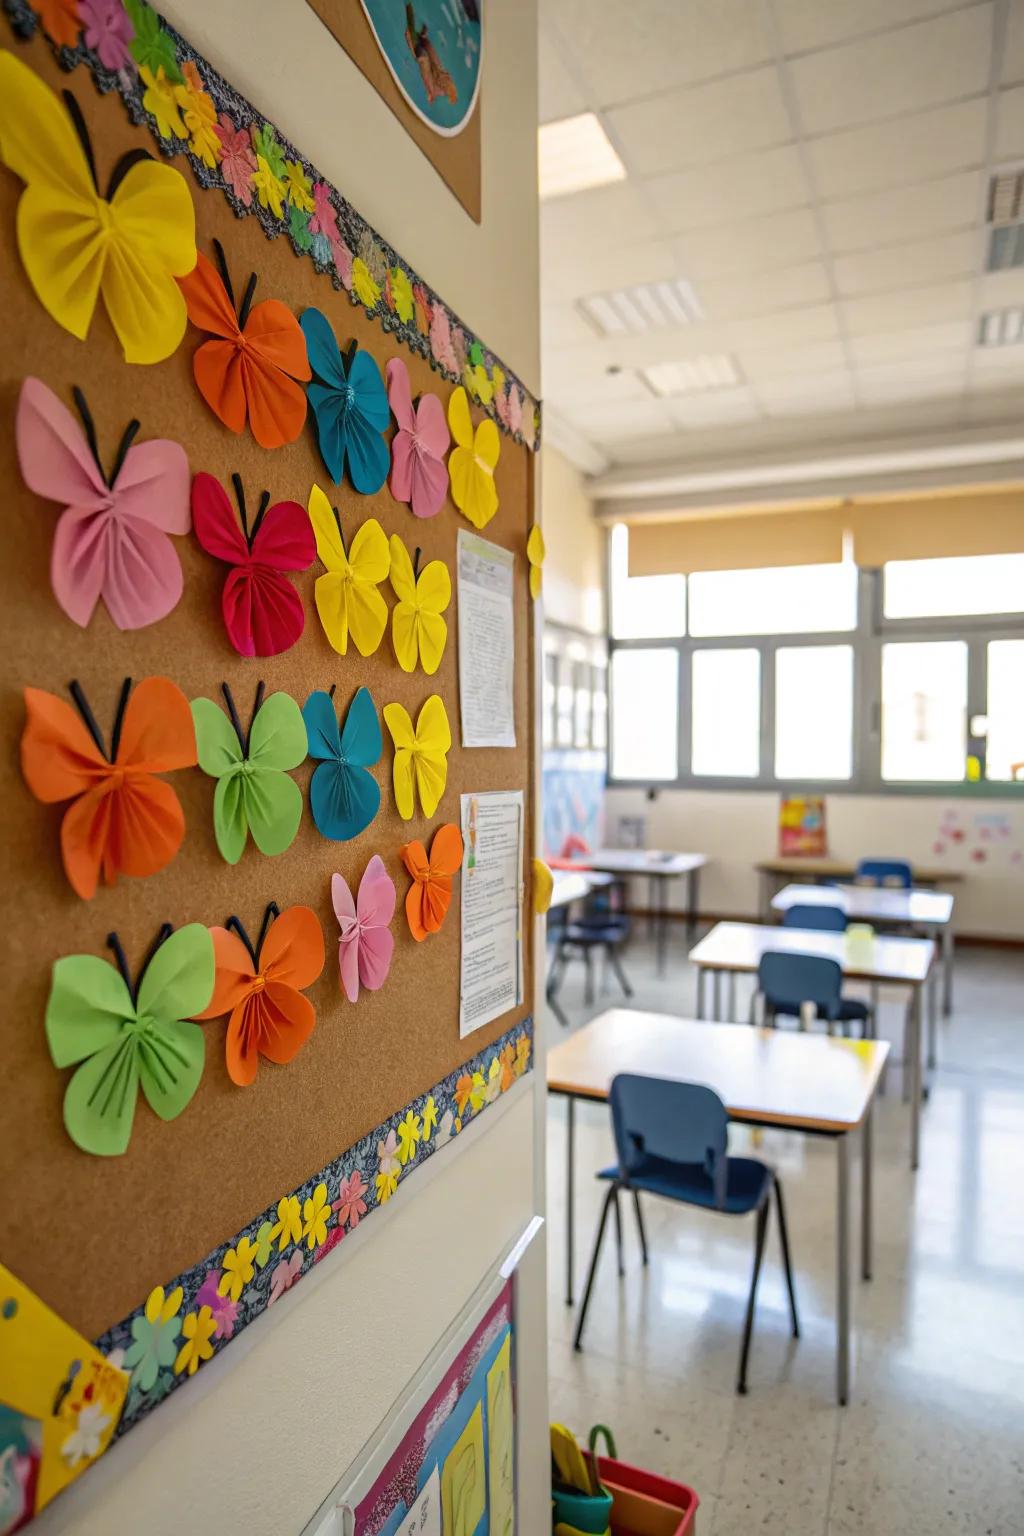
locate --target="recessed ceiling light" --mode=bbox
[977,308,1024,347]
[578,279,703,337]
[641,355,740,396]
[539,112,626,200]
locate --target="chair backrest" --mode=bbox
[609,1074,728,1206]
[783,903,848,933]
[856,858,912,889]
[758,951,842,1018]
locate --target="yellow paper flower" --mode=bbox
[491,364,506,396]
[270,1194,303,1253]
[383,695,451,820]
[527,524,545,600]
[514,1035,531,1078]
[485,1057,502,1103]
[396,1109,421,1166]
[389,534,450,675]
[352,256,381,310]
[140,65,186,139]
[390,266,414,322]
[252,154,286,217]
[174,1306,216,1377]
[463,361,494,406]
[422,1095,439,1141]
[308,485,390,656]
[218,1236,258,1302]
[178,62,219,168]
[532,856,554,914]
[376,1167,399,1203]
[448,386,500,529]
[284,158,315,212]
[302,1182,331,1249]
[469,1070,486,1113]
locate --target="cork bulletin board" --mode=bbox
[0,0,536,1483]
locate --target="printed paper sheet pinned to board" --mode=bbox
[460,791,524,1037]
[457,530,516,748]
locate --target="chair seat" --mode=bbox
[598,1153,771,1215]
[836,997,870,1023]
[564,921,628,945]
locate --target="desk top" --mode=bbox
[771,883,954,926]
[756,856,962,885]
[689,920,934,984]
[549,871,593,909]
[547,1009,889,1133]
[572,848,707,877]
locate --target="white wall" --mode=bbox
[44,4,547,1533]
[540,446,605,635]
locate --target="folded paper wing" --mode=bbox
[401,822,464,940]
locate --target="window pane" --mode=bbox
[986,640,1024,780]
[590,662,608,750]
[610,524,686,639]
[884,554,1024,618]
[691,649,760,776]
[610,648,678,780]
[881,641,967,781]
[775,646,854,780]
[688,563,857,636]
[542,650,557,749]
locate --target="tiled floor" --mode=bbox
[544,933,1024,1535]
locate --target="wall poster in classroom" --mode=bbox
[778,794,828,857]
[457,531,517,749]
[460,792,524,1037]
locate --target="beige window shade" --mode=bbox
[851,492,1024,565]
[627,508,848,576]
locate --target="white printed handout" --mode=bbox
[393,1468,441,1536]
[459,791,524,1037]
[457,530,516,748]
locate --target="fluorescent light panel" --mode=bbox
[539,112,626,200]
[641,355,740,396]
[578,279,703,337]
[978,308,1024,346]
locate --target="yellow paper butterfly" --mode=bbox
[0,50,196,364]
[448,385,500,530]
[308,483,390,656]
[383,695,451,820]
[527,524,545,599]
[532,857,554,914]
[389,534,451,676]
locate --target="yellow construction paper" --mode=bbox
[383,695,450,819]
[441,1400,486,1536]
[0,1262,128,1518]
[487,1333,515,1536]
[527,523,545,599]
[448,386,500,530]
[389,533,450,675]
[0,50,196,364]
[532,857,554,914]
[308,483,390,656]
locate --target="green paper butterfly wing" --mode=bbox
[135,926,214,1124]
[244,692,306,856]
[63,1036,140,1157]
[191,697,244,777]
[46,955,133,1067]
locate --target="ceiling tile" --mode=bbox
[1002,0,1024,83]
[699,261,833,319]
[773,0,968,54]
[856,355,968,387]
[822,171,983,253]
[856,369,967,405]
[542,237,679,302]
[607,67,791,178]
[840,280,975,335]
[805,99,988,200]
[788,8,993,135]
[580,397,677,439]
[738,340,848,378]
[833,230,981,295]
[849,320,974,363]
[644,145,811,234]
[672,207,823,278]
[977,267,1024,307]
[541,302,598,348]
[970,345,1024,379]
[726,302,840,351]
[541,180,662,250]
[538,24,587,124]
[666,387,763,427]
[753,369,854,403]
[758,379,858,416]
[994,85,1024,160]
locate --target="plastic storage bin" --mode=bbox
[586,1451,698,1536]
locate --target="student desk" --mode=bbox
[689,922,934,1170]
[755,856,961,920]
[547,1009,889,1406]
[569,849,708,971]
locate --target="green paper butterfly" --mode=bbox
[191,683,307,865]
[46,924,215,1157]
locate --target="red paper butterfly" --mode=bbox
[191,471,316,657]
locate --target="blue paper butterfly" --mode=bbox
[300,308,390,494]
[302,686,382,841]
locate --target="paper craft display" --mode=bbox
[191,683,306,863]
[16,378,191,630]
[447,385,500,530]
[486,1331,515,1536]
[527,523,545,600]
[307,485,390,656]
[178,241,311,449]
[194,904,325,1086]
[46,924,215,1155]
[300,308,390,493]
[400,823,464,940]
[21,676,197,899]
[778,794,827,857]
[0,49,196,362]
[191,471,315,657]
[302,685,382,841]
[531,856,554,915]
[0,1261,128,1521]
[441,1400,487,1536]
[383,696,451,820]
[388,535,450,675]
[386,357,450,518]
[332,856,396,1002]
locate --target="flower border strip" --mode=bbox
[96,1018,533,1440]
[3,0,541,450]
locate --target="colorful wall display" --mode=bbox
[778,794,828,857]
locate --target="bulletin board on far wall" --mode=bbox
[304,0,483,221]
[0,0,538,1515]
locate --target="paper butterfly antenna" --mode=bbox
[212,238,258,328]
[223,902,281,971]
[106,922,175,1007]
[70,387,140,489]
[67,675,132,762]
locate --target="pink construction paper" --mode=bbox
[332,854,396,1003]
[386,357,450,520]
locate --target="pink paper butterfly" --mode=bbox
[332,855,396,1002]
[16,377,190,630]
[385,357,450,519]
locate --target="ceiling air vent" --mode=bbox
[986,169,1024,270]
[977,308,1024,347]
[578,279,703,337]
[641,354,740,396]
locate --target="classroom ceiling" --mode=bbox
[538,0,1024,482]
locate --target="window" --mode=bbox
[688,562,857,637]
[610,648,678,780]
[691,649,760,777]
[881,641,968,782]
[590,661,608,750]
[775,646,854,780]
[884,554,1024,619]
[610,524,686,639]
[985,640,1024,780]
[542,650,557,749]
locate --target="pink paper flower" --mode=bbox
[332,1168,369,1230]
[310,182,340,244]
[429,302,457,373]
[386,357,450,519]
[195,1271,239,1340]
[214,113,256,205]
[267,1250,303,1306]
[80,0,133,70]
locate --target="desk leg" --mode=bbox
[727,970,737,1023]
[909,986,923,1173]
[657,877,669,976]
[927,964,938,1075]
[688,869,700,941]
[837,1134,851,1406]
[861,1106,873,1283]
[712,969,722,1021]
[565,1097,576,1306]
[696,965,706,1019]
[942,926,954,1017]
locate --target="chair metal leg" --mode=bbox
[737,1199,770,1395]
[573,1186,616,1351]
[608,947,633,999]
[632,1188,649,1266]
[613,1186,624,1277]
[774,1176,800,1339]
[583,948,594,1008]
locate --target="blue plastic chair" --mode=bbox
[572,1074,799,1394]
[782,903,847,933]
[856,858,912,889]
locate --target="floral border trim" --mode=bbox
[95,1018,532,1441]
[3,0,541,450]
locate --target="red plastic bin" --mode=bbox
[583,1452,699,1536]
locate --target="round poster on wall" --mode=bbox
[360,0,482,135]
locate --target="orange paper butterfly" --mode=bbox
[194,903,325,1086]
[178,240,311,450]
[21,676,196,900]
[400,823,464,941]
